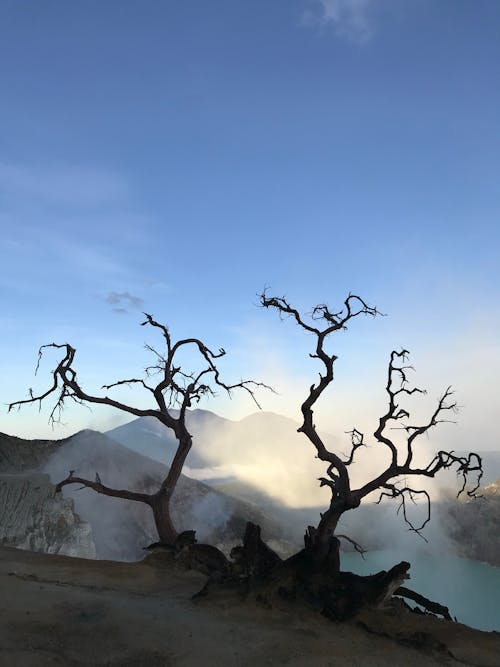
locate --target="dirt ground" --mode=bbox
[1,547,498,667]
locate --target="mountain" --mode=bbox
[0,432,96,558]
[5,409,497,565]
[0,431,65,471]
[106,409,318,471]
[109,412,500,498]
[106,408,223,468]
[0,428,291,561]
[438,477,500,566]
[106,409,300,469]
[107,409,339,508]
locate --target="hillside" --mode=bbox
[1,546,499,667]
[3,421,499,566]
[0,429,289,561]
[106,409,312,470]
[0,431,65,471]
[0,471,96,558]
[107,408,228,468]
[0,432,96,557]
[107,409,338,508]
[107,411,500,562]
[438,478,500,566]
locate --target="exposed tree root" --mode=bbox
[174,522,456,625]
[395,586,453,621]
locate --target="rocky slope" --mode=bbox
[0,429,289,562]
[0,472,96,558]
[438,478,500,566]
[0,432,96,558]
[0,431,63,471]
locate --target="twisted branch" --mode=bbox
[337,534,367,558]
[8,313,273,542]
[55,470,152,504]
[261,290,483,542]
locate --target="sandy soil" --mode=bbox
[1,546,498,667]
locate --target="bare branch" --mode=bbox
[372,349,416,466]
[8,342,164,427]
[395,586,453,621]
[55,470,152,505]
[9,313,274,545]
[9,314,273,425]
[375,483,431,539]
[309,294,382,333]
[343,428,367,466]
[262,292,483,549]
[101,378,156,393]
[261,290,381,544]
[420,449,483,498]
[141,313,172,352]
[337,534,367,559]
[259,290,321,334]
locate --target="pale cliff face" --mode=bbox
[0,471,96,559]
[0,429,292,562]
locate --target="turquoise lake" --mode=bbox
[341,549,500,632]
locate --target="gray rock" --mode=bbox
[0,471,96,559]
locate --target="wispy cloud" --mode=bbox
[304,0,375,43]
[105,291,145,313]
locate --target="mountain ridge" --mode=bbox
[0,427,292,561]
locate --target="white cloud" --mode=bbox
[306,0,375,43]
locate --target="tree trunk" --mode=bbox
[304,504,350,575]
[151,493,178,545]
[304,525,341,574]
[150,430,193,545]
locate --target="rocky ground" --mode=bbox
[1,546,499,667]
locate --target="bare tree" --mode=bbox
[260,291,483,572]
[8,313,269,545]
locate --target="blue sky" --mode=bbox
[1,1,499,450]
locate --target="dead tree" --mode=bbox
[260,291,483,575]
[8,313,269,545]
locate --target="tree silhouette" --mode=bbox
[8,294,485,620]
[260,290,483,573]
[8,313,270,545]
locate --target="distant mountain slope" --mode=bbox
[0,432,64,472]
[107,409,317,464]
[107,411,201,467]
[438,477,500,567]
[0,429,290,561]
[44,428,287,558]
[107,409,339,508]
[106,408,239,468]
[108,410,500,506]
